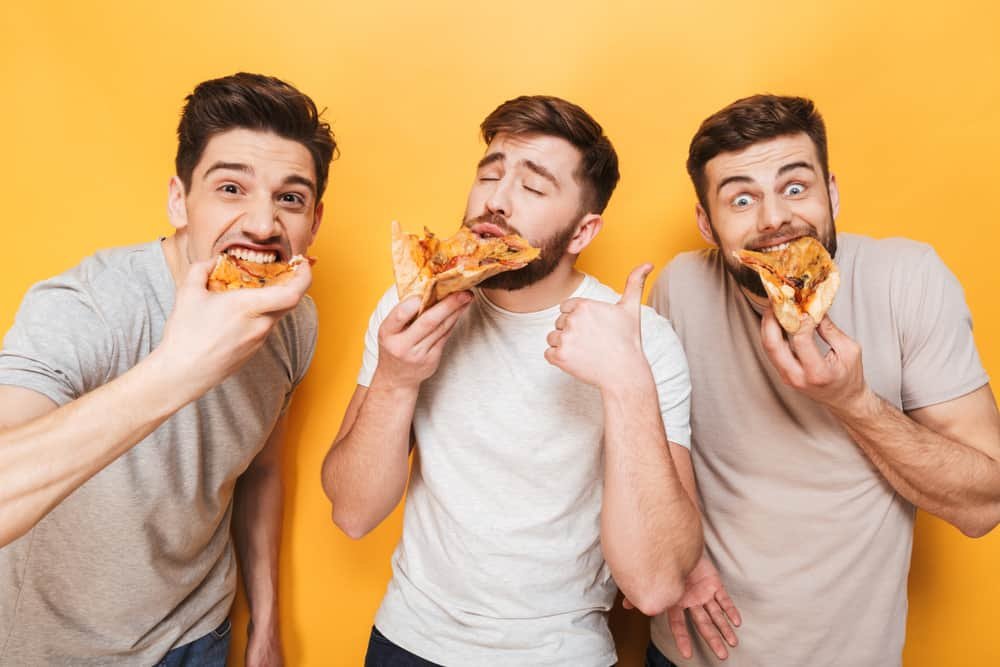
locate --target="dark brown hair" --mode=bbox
[175,73,337,200]
[480,95,619,214]
[687,95,829,211]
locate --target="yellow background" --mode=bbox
[2,1,998,665]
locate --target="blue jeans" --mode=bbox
[156,618,232,667]
[645,641,679,667]
[364,626,443,667]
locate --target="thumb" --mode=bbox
[618,263,654,310]
[184,258,219,292]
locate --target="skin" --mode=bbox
[0,128,321,666]
[669,132,1000,660]
[322,130,702,617]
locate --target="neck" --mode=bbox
[480,260,584,313]
[160,234,188,287]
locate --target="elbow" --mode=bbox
[330,506,375,541]
[956,514,1000,539]
[625,577,686,617]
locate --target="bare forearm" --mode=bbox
[0,350,194,547]
[233,467,283,641]
[600,369,703,615]
[321,375,416,538]
[832,390,1000,536]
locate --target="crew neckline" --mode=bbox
[475,274,595,322]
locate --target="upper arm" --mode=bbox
[0,385,58,431]
[642,309,692,449]
[907,383,1000,460]
[246,412,289,475]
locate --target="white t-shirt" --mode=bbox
[357,274,692,667]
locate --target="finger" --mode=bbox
[706,599,738,647]
[554,313,569,331]
[543,345,563,368]
[618,262,654,310]
[760,308,805,386]
[406,291,474,343]
[415,301,467,354]
[667,606,693,659]
[815,315,852,353]
[715,588,742,627]
[787,314,826,370]
[560,298,582,314]
[546,330,562,348]
[381,296,423,335]
[690,606,729,660]
[236,264,312,315]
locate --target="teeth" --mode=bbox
[226,248,277,263]
[761,241,790,253]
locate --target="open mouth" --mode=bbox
[751,235,808,253]
[469,222,508,239]
[225,246,281,264]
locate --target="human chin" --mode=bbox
[479,220,576,291]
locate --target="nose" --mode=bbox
[241,198,280,240]
[758,193,792,233]
[484,179,512,219]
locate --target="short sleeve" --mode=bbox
[0,278,115,406]
[640,306,692,448]
[647,266,671,319]
[895,247,989,411]
[356,287,400,387]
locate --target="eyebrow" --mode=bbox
[476,152,560,188]
[716,161,818,194]
[202,162,316,195]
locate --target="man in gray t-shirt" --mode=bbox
[645,95,1000,667]
[322,96,704,666]
[0,73,335,666]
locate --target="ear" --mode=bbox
[309,201,324,243]
[566,213,603,254]
[695,203,716,246]
[167,176,188,231]
[828,173,840,220]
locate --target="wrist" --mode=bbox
[828,385,883,423]
[132,350,203,415]
[598,355,654,400]
[369,367,424,397]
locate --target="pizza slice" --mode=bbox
[207,252,315,292]
[734,236,839,333]
[392,221,541,312]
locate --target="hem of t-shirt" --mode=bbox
[0,377,70,408]
[901,373,990,412]
[374,606,618,667]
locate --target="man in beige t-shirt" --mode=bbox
[646,95,1000,667]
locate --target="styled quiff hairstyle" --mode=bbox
[687,94,829,211]
[175,72,337,200]
[480,95,620,214]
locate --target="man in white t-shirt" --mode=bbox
[322,95,704,666]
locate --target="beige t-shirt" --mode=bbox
[648,233,988,667]
[358,275,692,667]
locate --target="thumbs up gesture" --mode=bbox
[544,264,654,389]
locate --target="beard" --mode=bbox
[464,212,580,291]
[713,212,838,299]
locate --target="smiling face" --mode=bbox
[462,132,597,290]
[696,133,839,298]
[166,128,323,277]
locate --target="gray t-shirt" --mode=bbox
[357,275,692,667]
[648,233,988,667]
[0,241,317,665]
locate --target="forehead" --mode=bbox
[704,133,820,186]
[195,128,315,180]
[484,132,582,178]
